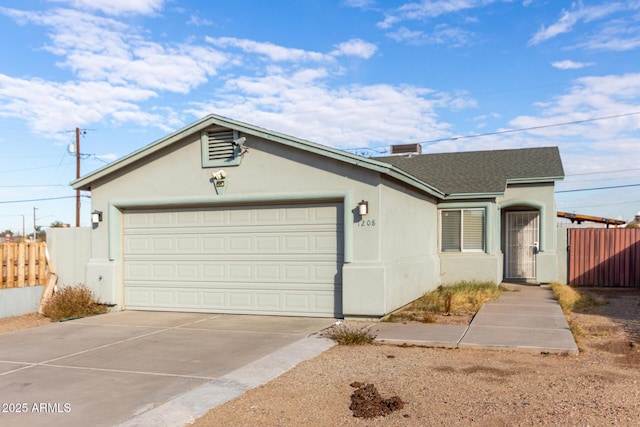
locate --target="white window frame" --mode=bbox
[440,208,486,253]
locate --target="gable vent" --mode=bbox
[201,128,242,168]
[205,129,235,161]
[390,143,422,156]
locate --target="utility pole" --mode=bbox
[33,207,37,242]
[75,127,81,227]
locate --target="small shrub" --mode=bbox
[42,284,110,321]
[568,320,586,343]
[415,281,502,315]
[550,283,605,314]
[324,322,376,345]
[421,312,438,323]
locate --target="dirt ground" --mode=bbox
[0,312,52,334]
[2,289,639,426]
[193,288,640,426]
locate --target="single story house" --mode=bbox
[71,114,564,318]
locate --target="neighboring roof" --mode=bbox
[71,114,445,199]
[557,212,626,227]
[373,147,564,198]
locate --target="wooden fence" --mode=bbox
[0,242,51,289]
[568,228,640,287]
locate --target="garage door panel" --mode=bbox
[202,292,225,307]
[124,203,343,317]
[176,211,199,225]
[283,236,310,252]
[129,262,340,283]
[203,236,225,251]
[177,291,199,306]
[125,287,341,315]
[151,212,174,227]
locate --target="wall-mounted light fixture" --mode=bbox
[211,170,227,195]
[358,200,369,216]
[91,210,103,225]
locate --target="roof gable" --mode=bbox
[374,147,564,197]
[71,114,445,199]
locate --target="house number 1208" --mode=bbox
[359,219,376,227]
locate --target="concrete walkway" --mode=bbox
[375,283,579,355]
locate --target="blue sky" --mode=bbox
[1,0,640,233]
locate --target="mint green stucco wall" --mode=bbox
[84,132,439,317]
[438,182,560,285]
[343,178,440,316]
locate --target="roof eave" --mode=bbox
[443,192,503,200]
[506,176,565,185]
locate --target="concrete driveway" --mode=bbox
[0,311,336,427]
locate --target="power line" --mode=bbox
[0,185,66,188]
[341,111,640,153]
[560,199,640,209]
[0,195,91,205]
[556,183,640,194]
[566,167,640,177]
[418,111,640,144]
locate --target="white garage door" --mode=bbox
[123,202,343,317]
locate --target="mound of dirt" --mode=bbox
[349,382,404,418]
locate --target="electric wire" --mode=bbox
[556,183,640,193]
[340,111,640,153]
[0,195,91,204]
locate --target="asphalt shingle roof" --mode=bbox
[373,146,564,196]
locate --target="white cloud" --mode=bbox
[578,18,640,51]
[330,39,378,58]
[529,2,627,45]
[186,68,474,151]
[378,0,506,28]
[552,60,594,70]
[387,24,473,46]
[206,37,330,62]
[1,7,227,94]
[0,75,164,133]
[187,15,214,26]
[509,73,640,143]
[51,0,166,16]
[343,0,376,8]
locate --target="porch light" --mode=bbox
[358,200,369,216]
[91,210,103,225]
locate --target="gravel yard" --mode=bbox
[1,288,638,426]
[193,288,640,427]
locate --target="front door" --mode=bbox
[505,211,539,280]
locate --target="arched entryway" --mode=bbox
[504,210,540,280]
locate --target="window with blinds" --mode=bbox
[201,128,242,167]
[440,209,485,252]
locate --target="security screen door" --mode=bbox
[505,211,539,280]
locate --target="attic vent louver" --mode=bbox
[390,143,422,156]
[201,128,242,167]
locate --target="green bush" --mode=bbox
[42,284,110,321]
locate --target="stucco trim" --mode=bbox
[107,190,354,263]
